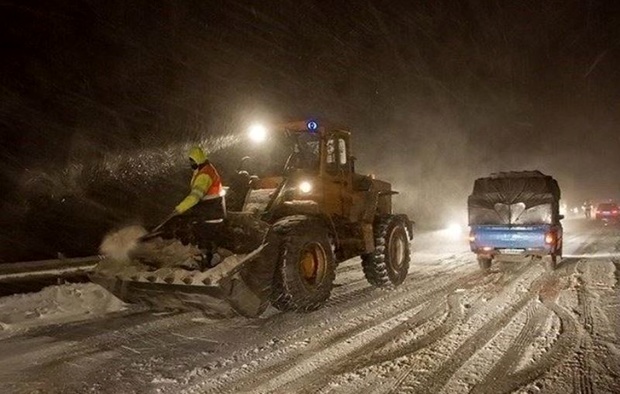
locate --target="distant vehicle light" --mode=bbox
[482,246,493,251]
[299,181,313,194]
[468,231,476,243]
[446,223,462,238]
[249,124,267,143]
[306,120,318,132]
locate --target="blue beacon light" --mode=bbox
[306,120,318,131]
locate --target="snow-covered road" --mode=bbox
[1,219,619,394]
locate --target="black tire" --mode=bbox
[270,219,336,312]
[477,256,492,272]
[543,254,557,271]
[361,216,411,288]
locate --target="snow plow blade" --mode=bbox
[90,248,269,318]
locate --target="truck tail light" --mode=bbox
[545,232,555,245]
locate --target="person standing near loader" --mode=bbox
[174,146,225,221]
[583,200,592,219]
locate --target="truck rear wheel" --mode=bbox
[477,256,492,272]
[270,221,336,312]
[362,216,411,288]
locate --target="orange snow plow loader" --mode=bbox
[91,120,414,317]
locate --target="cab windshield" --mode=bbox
[283,132,320,173]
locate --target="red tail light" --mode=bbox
[545,232,555,245]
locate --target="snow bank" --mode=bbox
[0,283,126,334]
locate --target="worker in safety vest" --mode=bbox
[174,146,224,216]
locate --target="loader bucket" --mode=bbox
[90,247,269,318]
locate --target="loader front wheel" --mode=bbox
[271,222,336,312]
[362,216,411,288]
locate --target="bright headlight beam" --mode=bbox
[248,124,267,143]
[299,181,313,194]
[446,223,463,238]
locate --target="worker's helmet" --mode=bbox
[188,146,207,169]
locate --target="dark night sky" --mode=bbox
[1,0,620,260]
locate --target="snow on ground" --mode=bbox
[0,283,126,336]
[0,219,618,394]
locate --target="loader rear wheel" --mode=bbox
[271,221,336,312]
[362,216,411,288]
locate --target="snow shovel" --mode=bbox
[138,212,179,242]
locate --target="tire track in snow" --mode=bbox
[307,261,536,394]
[479,302,579,394]
[469,271,580,394]
[327,285,375,307]
[411,292,534,394]
[280,294,462,393]
[463,260,533,318]
[574,337,595,394]
[327,258,476,310]
[353,293,464,371]
[366,261,537,394]
[329,258,468,304]
[469,304,550,394]
[273,296,454,394]
[0,310,224,393]
[160,250,473,392]
[395,269,565,394]
[292,261,530,393]
[357,262,533,377]
[191,267,488,393]
[334,260,363,275]
[264,263,525,394]
[573,261,595,394]
[172,264,476,394]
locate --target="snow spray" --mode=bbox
[99,225,148,261]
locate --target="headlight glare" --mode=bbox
[299,181,313,194]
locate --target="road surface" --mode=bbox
[0,219,619,393]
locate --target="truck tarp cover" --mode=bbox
[468,171,560,225]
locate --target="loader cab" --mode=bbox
[284,132,321,174]
[247,120,357,219]
[320,129,354,218]
[323,131,352,178]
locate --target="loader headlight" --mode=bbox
[299,181,313,194]
[248,123,267,143]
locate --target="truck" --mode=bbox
[91,119,414,317]
[467,171,563,272]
